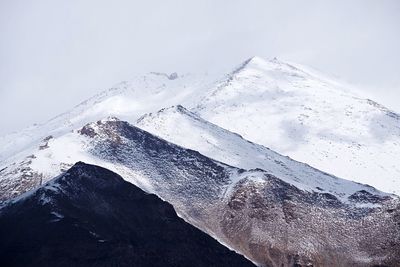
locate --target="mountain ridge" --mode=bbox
[136,104,393,200]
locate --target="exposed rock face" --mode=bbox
[168,72,178,80]
[0,162,255,267]
[220,174,400,267]
[0,155,43,201]
[149,71,179,80]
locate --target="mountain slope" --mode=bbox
[1,118,398,266]
[0,162,255,267]
[136,105,386,201]
[192,56,400,194]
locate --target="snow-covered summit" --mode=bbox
[193,57,400,194]
[1,56,399,194]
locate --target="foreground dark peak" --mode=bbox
[0,162,255,267]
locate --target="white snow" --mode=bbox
[193,57,400,195]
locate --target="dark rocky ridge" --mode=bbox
[0,162,255,267]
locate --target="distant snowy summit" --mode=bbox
[1,56,399,195]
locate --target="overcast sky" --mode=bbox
[0,0,399,135]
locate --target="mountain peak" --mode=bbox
[229,56,303,79]
[243,56,289,66]
[45,162,125,194]
[247,55,267,64]
[231,56,267,74]
[164,104,192,115]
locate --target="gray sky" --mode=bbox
[0,0,399,135]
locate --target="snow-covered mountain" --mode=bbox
[1,56,400,266]
[1,56,399,195]
[1,119,398,266]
